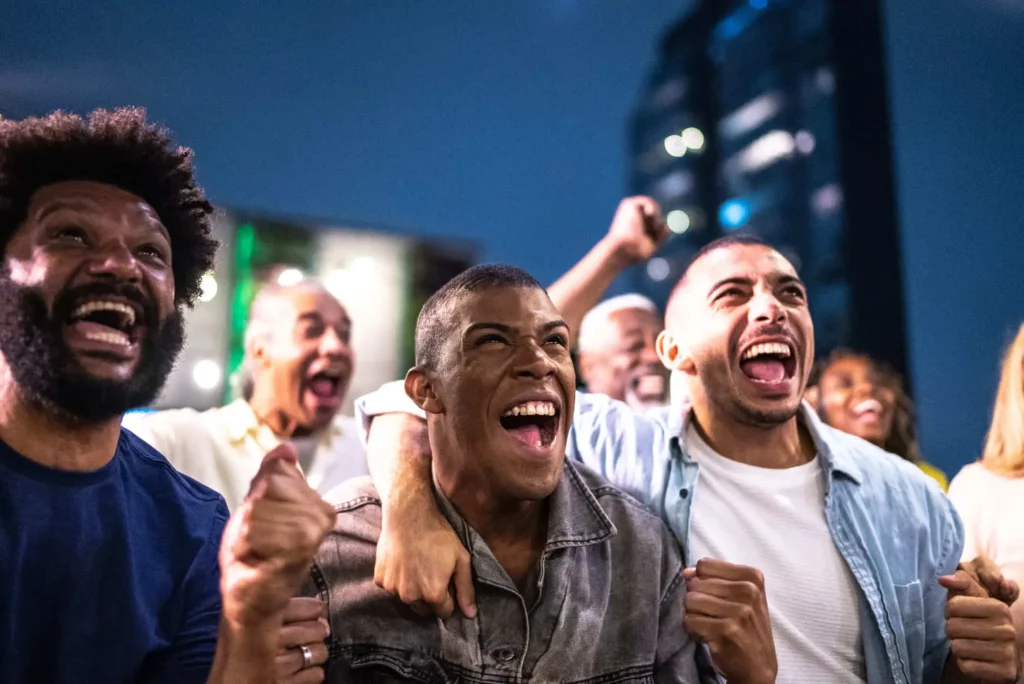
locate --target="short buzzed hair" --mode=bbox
[415,264,545,371]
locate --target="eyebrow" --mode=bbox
[297,311,351,327]
[465,319,569,336]
[35,198,172,243]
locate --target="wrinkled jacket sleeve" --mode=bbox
[354,383,677,518]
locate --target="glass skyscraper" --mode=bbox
[628,0,908,376]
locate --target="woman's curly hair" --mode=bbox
[808,348,922,463]
[0,107,217,306]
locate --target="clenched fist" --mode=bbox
[940,563,1021,682]
[220,443,337,629]
[606,196,669,263]
[684,559,777,684]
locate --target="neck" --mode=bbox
[0,360,122,471]
[436,462,548,590]
[248,392,310,439]
[689,393,815,468]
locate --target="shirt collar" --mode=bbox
[220,399,346,445]
[433,458,616,557]
[666,399,864,486]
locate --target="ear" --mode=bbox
[803,385,820,408]
[404,367,444,415]
[657,330,696,374]
[249,334,272,370]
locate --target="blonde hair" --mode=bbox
[981,324,1024,476]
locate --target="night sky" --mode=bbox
[5,0,1024,475]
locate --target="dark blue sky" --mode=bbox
[5,0,1024,474]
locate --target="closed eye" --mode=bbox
[545,333,568,347]
[476,334,508,346]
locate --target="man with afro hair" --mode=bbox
[0,108,335,683]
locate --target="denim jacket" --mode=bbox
[355,383,964,684]
[305,461,714,683]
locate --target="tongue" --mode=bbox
[507,424,543,449]
[742,359,786,382]
[309,378,335,398]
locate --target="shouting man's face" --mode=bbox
[0,180,184,422]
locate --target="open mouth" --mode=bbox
[67,299,141,347]
[852,398,884,421]
[630,372,667,400]
[499,400,560,450]
[307,371,343,402]
[739,341,797,384]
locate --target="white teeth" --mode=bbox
[84,330,130,346]
[741,342,792,360]
[71,300,136,327]
[501,401,557,417]
[854,399,884,416]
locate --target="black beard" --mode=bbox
[0,275,185,423]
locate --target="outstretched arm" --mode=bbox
[547,196,668,344]
[366,412,476,619]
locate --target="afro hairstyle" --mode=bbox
[0,107,217,307]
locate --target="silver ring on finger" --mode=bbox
[300,644,314,670]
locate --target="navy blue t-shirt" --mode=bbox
[0,429,229,683]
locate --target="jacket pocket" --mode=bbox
[345,649,456,684]
[893,580,925,684]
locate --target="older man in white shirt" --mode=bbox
[124,280,367,510]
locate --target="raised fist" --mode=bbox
[606,196,669,263]
[219,443,336,629]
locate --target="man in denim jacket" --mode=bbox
[304,265,741,682]
[357,236,1019,683]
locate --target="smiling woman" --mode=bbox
[806,349,948,490]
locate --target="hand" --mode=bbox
[375,503,476,620]
[941,569,1020,682]
[276,597,329,684]
[683,559,777,684]
[948,556,1021,607]
[220,444,337,629]
[605,196,669,263]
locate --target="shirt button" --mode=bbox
[679,487,689,499]
[493,648,517,663]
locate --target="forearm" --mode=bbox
[547,235,634,343]
[366,412,434,517]
[206,617,279,684]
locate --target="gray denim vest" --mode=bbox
[305,459,715,683]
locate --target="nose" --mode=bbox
[748,290,786,326]
[640,341,660,366]
[512,340,557,380]
[319,326,351,359]
[86,242,141,284]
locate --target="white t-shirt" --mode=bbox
[686,424,866,683]
[949,462,1024,587]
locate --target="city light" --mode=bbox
[719,199,751,229]
[795,130,816,155]
[277,267,305,286]
[738,130,795,172]
[192,359,222,390]
[681,127,705,151]
[667,209,691,234]
[647,257,671,282]
[664,134,687,158]
[198,273,218,303]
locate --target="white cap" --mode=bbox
[577,293,660,353]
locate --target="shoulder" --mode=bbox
[823,424,962,541]
[572,460,668,529]
[949,462,993,490]
[316,477,382,559]
[118,428,229,524]
[329,414,367,452]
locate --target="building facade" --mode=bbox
[628,0,908,377]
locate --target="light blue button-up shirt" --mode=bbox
[356,383,963,684]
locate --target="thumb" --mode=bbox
[453,552,477,619]
[246,442,300,499]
